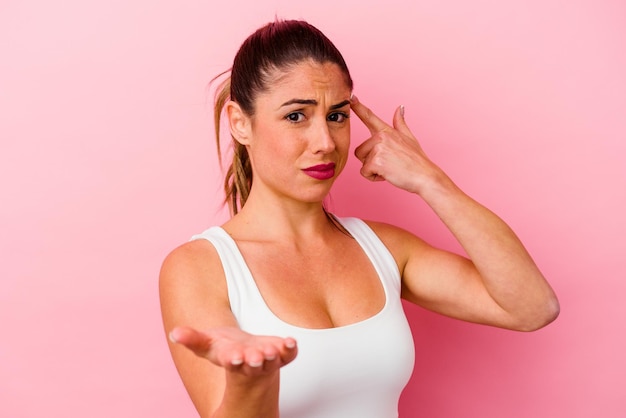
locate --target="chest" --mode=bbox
[278,309,415,418]
[236,237,386,329]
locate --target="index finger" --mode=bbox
[350,95,390,134]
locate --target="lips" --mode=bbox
[302,162,336,180]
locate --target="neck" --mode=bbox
[224,190,337,243]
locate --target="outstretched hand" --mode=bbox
[169,326,298,377]
[350,95,448,196]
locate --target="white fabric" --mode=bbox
[191,217,415,418]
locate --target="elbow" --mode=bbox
[516,296,560,332]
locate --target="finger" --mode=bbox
[261,344,279,362]
[284,337,297,350]
[354,138,383,181]
[254,339,288,365]
[392,105,417,140]
[354,137,377,163]
[260,345,280,372]
[229,351,244,367]
[280,338,298,364]
[169,326,212,356]
[350,95,390,134]
[243,346,266,368]
[360,164,385,183]
[170,327,246,368]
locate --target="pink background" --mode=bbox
[2,1,625,417]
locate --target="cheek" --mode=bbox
[249,126,301,172]
[335,128,351,167]
[250,124,281,155]
[338,123,351,150]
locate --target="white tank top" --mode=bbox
[191,217,415,418]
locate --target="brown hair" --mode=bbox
[214,19,353,214]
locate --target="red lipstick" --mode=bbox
[302,162,336,180]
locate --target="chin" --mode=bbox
[297,187,334,204]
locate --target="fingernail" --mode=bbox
[231,358,243,366]
[285,340,296,349]
[400,105,405,117]
[248,360,263,368]
[168,331,178,344]
[350,94,358,103]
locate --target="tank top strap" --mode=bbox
[335,217,402,295]
[190,227,266,320]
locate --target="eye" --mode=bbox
[327,112,349,123]
[286,112,305,123]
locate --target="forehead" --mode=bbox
[259,60,351,106]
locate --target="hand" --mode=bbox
[169,326,298,377]
[350,95,449,196]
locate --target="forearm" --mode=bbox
[421,177,559,330]
[211,371,280,418]
[348,97,558,329]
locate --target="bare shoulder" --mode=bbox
[160,238,223,288]
[362,219,413,239]
[159,238,233,330]
[362,219,430,250]
[361,219,432,269]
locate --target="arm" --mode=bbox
[159,240,297,418]
[351,96,559,331]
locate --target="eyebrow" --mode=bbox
[279,99,351,110]
[330,100,351,110]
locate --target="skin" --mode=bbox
[159,60,560,418]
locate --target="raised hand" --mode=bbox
[169,326,298,377]
[350,95,450,196]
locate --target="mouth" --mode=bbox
[302,162,336,180]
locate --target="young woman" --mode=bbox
[160,19,559,418]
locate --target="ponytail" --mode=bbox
[213,74,252,215]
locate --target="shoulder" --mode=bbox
[359,219,431,268]
[159,237,231,322]
[361,219,427,248]
[160,238,223,286]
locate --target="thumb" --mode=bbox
[392,105,412,136]
[169,326,212,355]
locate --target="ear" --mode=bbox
[225,101,252,145]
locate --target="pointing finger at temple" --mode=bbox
[350,95,390,134]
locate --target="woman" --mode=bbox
[160,19,559,418]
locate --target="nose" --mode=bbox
[312,120,336,154]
